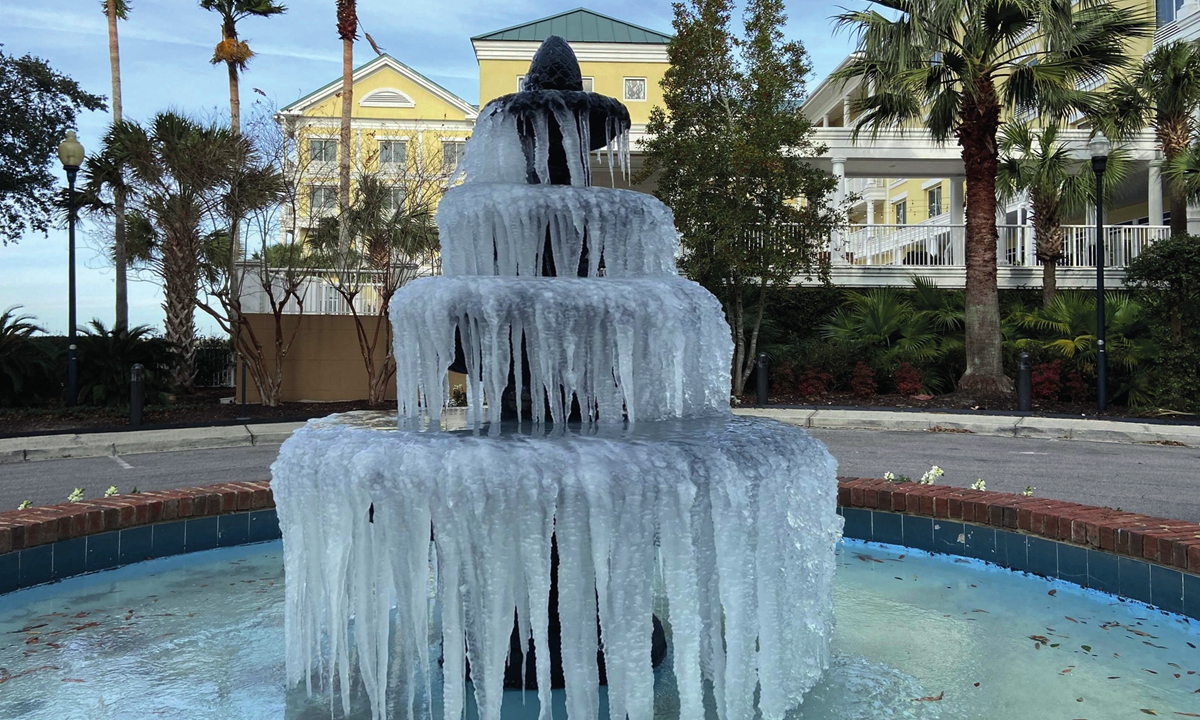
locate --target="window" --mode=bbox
[520,75,595,92]
[442,140,466,172]
[623,77,647,101]
[378,140,407,168]
[309,138,337,163]
[310,185,338,213]
[927,186,943,218]
[894,200,907,225]
[382,186,405,213]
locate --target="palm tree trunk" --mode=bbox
[162,232,199,390]
[227,60,240,133]
[1161,118,1190,236]
[956,89,1012,393]
[106,0,128,329]
[337,0,356,253]
[1041,258,1057,307]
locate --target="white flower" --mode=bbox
[105,485,119,498]
[1021,486,1035,497]
[919,465,944,485]
[970,479,986,491]
[68,488,85,503]
[884,471,896,481]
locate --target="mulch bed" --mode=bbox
[0,388,381,437]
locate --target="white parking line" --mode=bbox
[109,454,133,469]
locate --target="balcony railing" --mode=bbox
[835,223,1169,268]
[236,264,431,316]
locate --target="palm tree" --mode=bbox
[1107,40,1200,236]
[833,0,1151,393]
[83,113,250,389]
[198,0,287,134]
[103,0,129,328]
[997,121,1130,307]
[336,0,357,252]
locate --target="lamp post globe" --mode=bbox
[58,131,84,408]
[1089,131,1110,412]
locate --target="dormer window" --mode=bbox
[359,88,416,108]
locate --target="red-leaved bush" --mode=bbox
[772,361,797,395]
[850,362,877,398]
[1064,370,1088,404]
[894,362,923,397]
[1031,360,1062,400]
[796,369,833,397]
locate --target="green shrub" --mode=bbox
[0,307,56,406]
[74,321,176,407]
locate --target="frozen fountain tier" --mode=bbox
[436,184,679,278]
[389,276,732,424]
[273,413,841,720]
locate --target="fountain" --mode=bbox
[270,37,842,720]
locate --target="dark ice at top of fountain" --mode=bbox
[523,36,583,92]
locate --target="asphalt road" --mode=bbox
[1,428,1198,521]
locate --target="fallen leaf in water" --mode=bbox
[1062,667,1074,673]
[1049,589,1057,596]
[1144,669,1159,674]
[1141,711,1158,716]
[912,691,944,702]
[13,623,47,633]
[1082,645,1092,652]
[972,609,989,613]
[1173,712,1200,717]
[1187,642,1196,649]
[24,637,37,645]
[70,623,98,632]
[973,682,980,687]
[1128,628,1154,638]
[61,678,85,683]
[1169,663,1181,669]
[1031,635,1051,644]
[1066,616,1078,622]
[1108,676,1121,679]
[1145,642,1168,649]
[72,612,87,619]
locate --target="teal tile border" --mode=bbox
[0,509,278,596]
[841,506,1200,623]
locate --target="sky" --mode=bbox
[0,0,862,335]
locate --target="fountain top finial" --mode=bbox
[523,35,583,92]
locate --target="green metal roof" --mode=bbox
[472,8,672,44]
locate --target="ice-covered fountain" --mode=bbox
[270,36,842,720]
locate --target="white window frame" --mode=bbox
[927,185,943,218]
[310,185,338,214]
[382,185,406,213]
[623,77,648,102]
[894,199,908,225]
[441,139,467,173]
[309,138,338,164]
[377,138,409,169]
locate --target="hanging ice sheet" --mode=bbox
[389,276,732,425]
[437,184,680,278]
[272,413,843,720]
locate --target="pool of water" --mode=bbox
[1,540,1197,719]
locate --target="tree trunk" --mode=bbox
[162,232,199,390]
[955,86,1012,393]
[735,280,768,396]
[1041,258,1057,308]
[1160,117,1190,236]
[337,3,356,254]
[726,294,746,397]
[227,59,240,133]
[106,0,128,329]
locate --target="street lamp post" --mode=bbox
[58,131,85,408]
[1089,131,1111,412]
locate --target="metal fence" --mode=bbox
[194,344,236,388]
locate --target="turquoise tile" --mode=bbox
[152,521,186,558]
[841,508,871,541]
[872,512,903,546]
[0,552,18,594]
[1087,550,1119,595]
[19,544,52,588]
[1184,573,1200,621]
[1057,544,1088,586]
[1150,565,1184,616]
[119,526,152,566]
[86,532,119,572]
[186,517,218,552]
[218,513,250,547]
[51,537,87,581]
[902,516,935,552]
[1118,557,1152,605]
[933,521,965,555]
[999,531,1028,571]
[1027,537,1058,578]
[249,510,281,542]
[963,526,997,564]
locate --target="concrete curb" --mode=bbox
[2,408,1196,464]
[734,407,1200,446]
[0,422,306,465]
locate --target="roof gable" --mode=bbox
[280,54,477,118]
[472,8,671,44]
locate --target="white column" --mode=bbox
[821,114,829,128]
[842,97,852,127]
[948,178,965,265]
[866,199,876,225]
[1148,159,1163,225]
[831,157,848,262]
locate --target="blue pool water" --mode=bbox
[0,540,1197,719]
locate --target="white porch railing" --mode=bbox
[836,223,1169,268]
[237,266,425,316]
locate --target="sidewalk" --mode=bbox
[1,408,1197,464]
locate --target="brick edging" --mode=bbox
[0,481,274,555]
[837,477,1200,576]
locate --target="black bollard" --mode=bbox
[130,363,145,427]
[1017,352,1032,412]
[756,353,769,406]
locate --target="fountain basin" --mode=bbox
[2,536,1198,719]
